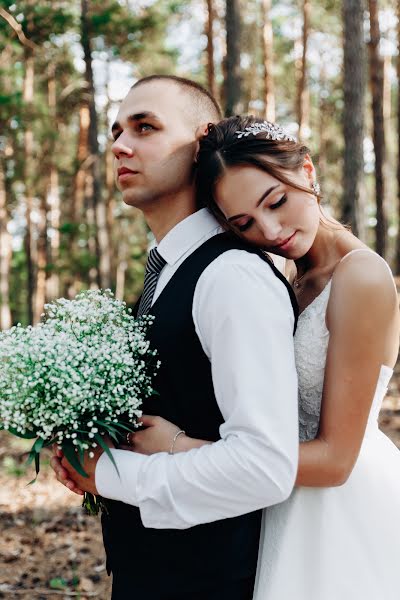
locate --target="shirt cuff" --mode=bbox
[95,448,142,506]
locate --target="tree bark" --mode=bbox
[341,0,366,235]
[224,0,242,116]
[23,45,35,324]
[205,0,217,100]
[262,0,275,122]
[368,0,386,257]
[395,1,400,273]
[81,0,111,289]
[296,0,310,140]
[0,154,12,330]
[34,192,48,324]
[46,66,60,301]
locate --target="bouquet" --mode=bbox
[0,289,159,515]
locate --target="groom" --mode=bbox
[52,75,299,599]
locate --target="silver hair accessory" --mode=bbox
[235,121,297,142]
[311,181,321,195]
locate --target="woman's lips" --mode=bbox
[273,232,297,251]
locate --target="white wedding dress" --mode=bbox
[253,250,400,600]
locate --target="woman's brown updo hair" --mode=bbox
[195,115,318,226]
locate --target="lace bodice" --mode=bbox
[295,281,332,441]
[294,249,393,442]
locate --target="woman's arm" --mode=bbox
[128,414,211,455]
[133,253,399,488]
[296,252,399,487]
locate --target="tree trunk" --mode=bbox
[65,104,90,298]
[0,155,12,330]
[105,140,115,279]
[115,235,128,301]
[341,0,366,236]
[46,66,60,301]
[262,0,275,122]
[81,0,111,289]
[205,0,217,100]
[296,0,310,140]
[395,1,400,273]
[23,46,35,324]
[224,0,242,116]
[34,193,48,324]
[368,0,386,257]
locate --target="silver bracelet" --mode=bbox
[169,429,186,455]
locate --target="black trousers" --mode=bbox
[111,574,256,600]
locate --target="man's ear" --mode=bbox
[194,122,211,163]
[195,122,210,141]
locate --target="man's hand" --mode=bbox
[51,441,110,496]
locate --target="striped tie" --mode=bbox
[136,248,166,317]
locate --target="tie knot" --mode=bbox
[146,248,166,275]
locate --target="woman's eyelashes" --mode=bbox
[270,194,287,209]
[234,194,288,232]
[237,219,253,232]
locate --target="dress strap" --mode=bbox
[339,248,394,279]
[339,248,375,263]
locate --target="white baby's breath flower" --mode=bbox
[0,289,159,455]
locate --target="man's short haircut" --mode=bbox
[132,75,222,127]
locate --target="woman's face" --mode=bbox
[214,163,320,260]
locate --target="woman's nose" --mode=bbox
[257,216,283,242]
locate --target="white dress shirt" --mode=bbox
[96,208,299,529]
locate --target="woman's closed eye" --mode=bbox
[236,219,253,232]
[233,194,288,232]
[270,194,287,209]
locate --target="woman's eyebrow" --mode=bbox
[227,184,280,222]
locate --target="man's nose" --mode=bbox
[111,132,134,159]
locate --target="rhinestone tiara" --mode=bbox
[235,121,297,142]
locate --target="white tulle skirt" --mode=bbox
[253,427,400,600]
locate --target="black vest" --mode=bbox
[101,233,298,594]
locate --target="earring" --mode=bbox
[311,181,321,196]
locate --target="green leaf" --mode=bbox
[62,442,88,479]
[8,427,37,439]
[94,433,120,477]
[108,421,137,434]
[49,578,67,590]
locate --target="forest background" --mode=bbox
[1,1,400,598]
[0,0,399,327]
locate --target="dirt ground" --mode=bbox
[1,366,400,599]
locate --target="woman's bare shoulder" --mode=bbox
[327,248,398,328]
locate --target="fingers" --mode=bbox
[52,444,64,459]
[119,444,135,452]
[50,456,84,496]
[139,414,157,427]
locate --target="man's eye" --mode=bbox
[112,131,121,141]
[270,194,287,209]
[138,123,154,132]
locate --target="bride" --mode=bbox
[128,116,400,599]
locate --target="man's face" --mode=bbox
[111,82,198,209]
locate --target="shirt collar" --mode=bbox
[156,208,222,266]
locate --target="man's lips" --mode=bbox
[117,167,138,179]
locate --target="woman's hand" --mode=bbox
[125,415,212,455]
[128,415,183,455]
